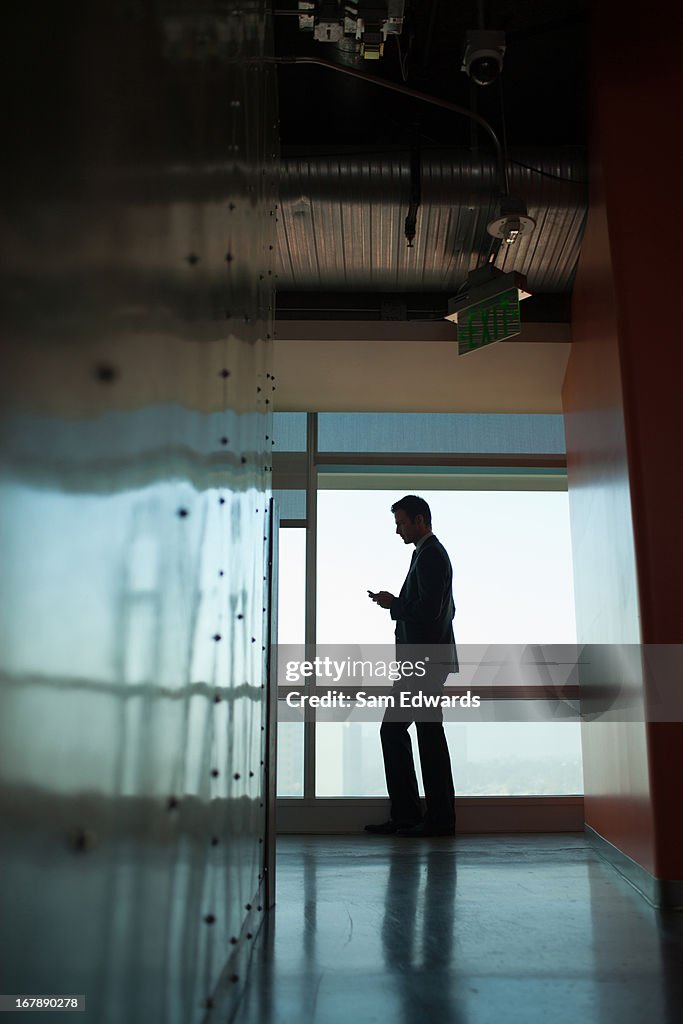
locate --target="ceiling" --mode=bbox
[272,0,589,323]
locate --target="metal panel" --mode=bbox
[276,149,587,292]
[0,2,277,1021]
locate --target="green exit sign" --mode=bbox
[456,287,521,355]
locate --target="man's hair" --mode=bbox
[391,495,432,527]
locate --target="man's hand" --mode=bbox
[367,590,395,609]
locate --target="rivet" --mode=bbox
[211,837,219,846]
[204,914,216,925]
[204,998,214,1009]
[212,634,222,642]
[220,437,229,445]
[241,456,247,464]
[211,769,219,778]
[257,906,263,912]
[68,827,96,853]
[230,936,238,944]
[214,693,221,703]
[246,932,253,940]
[229,202,236,211]
[230,975,239,983]
[167,796,179,810]
[94,363,118,383]
[219,497,225,505]
[251,637,256,643]
[177,508,189,518]
[237,613,244,620]
[219,369,231,379]
[234,772,241,780]
[219,570,224,577]
[185,253,200,265]
[249,771,254,778]
[245,903,252,911]
[225,252,234,263]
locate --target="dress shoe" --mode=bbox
[396,821,455,837]
[364,820,418,835]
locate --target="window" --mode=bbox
[274,414,583,808]
[315,488,581,796]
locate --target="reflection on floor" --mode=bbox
[231,834,683,1024]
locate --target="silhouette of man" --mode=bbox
[366,495,457,837]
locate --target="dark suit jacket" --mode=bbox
[390,534,458,673]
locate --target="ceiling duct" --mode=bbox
[276,148,587,294]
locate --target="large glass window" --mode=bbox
[274,414,583,804]
[314,488,581,797]
[316,489,576,646]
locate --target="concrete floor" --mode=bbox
[230,834,683,1024]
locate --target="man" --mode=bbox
[366,495,457,837]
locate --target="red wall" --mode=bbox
[565,3,683,880]
[564,144,656,875]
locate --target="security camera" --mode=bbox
[461,30,505,86]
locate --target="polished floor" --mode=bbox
[230,834,683,1024]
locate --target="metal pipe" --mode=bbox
[260,55,510,195]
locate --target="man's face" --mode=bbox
[394,508,422,544]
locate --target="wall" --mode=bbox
[273,321,571,413]
[563,156,655,873]
[565,2,683,884]
[0,2,277,1020]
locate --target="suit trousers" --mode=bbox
[380,711,456,827]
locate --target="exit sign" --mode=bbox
[456,287,521,355]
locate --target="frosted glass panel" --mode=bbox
[273,412,307,451]
[318,413,566,454]
[275,489,307,520]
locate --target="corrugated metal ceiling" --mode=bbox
[276,148,586,293]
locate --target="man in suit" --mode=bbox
[366,495,457,837]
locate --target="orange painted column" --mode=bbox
[565,2,683,881]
